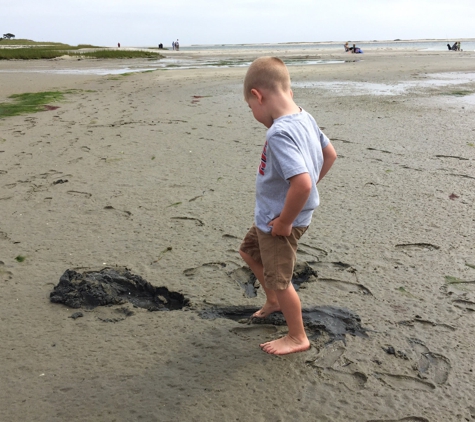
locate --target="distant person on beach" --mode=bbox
[172,41,175,50]
[118,43,120,48]
[239,57,337,355]
[448,41,461,51]
[175,39,180,51]
[344,42,351,52]
[350,43,363,54]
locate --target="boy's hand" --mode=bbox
[268,218,292,237]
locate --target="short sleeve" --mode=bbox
[267,131,308,181]
[319,130,330,149]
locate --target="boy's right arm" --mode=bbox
[317,143,337,183]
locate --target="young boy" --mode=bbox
[239,57,337,355]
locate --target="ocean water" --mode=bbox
[181,40,475,53]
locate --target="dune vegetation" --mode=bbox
[0,39,164,60]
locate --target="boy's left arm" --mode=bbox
[268,172,312,237]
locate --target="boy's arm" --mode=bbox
[317,143,337,183]
[268,172,312,237]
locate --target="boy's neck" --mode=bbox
[267,90,301,121]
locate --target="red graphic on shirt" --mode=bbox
[259,141,267,176]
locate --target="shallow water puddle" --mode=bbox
[293,72,475,96]
[0,58,344,76]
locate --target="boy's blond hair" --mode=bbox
[243,57,291,100]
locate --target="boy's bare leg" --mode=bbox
[260,283,310,355]
[239,250,281,317]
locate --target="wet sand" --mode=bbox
[1,48,475,421]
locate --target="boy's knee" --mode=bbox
[239,249,250,262]
[240,249,259,267]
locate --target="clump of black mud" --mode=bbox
[200,305,367,343]
[50,267,189,311]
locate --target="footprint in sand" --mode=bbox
[297,242,328,261]
[395,243,440,252]
[183,262,228,278]
[318,368,368,391]
[366,417,429,422]
[104,205,132,219]
[310,260,372,296]
[398,317,456,332]
[408,338,451,385]
[227,266,258,298]
[375,372,435,391]
[171,216,204,226]
[452,299,475,311]
[67,191,92,198]
[0,260,13,282]
[440,277,475,311]
[309,342,346,368]
[318,277,373,296]
[221,233,241,250]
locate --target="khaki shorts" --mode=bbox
[240,224,307,290]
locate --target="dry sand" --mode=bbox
[1,48,475,421]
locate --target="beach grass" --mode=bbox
[0,48,163,60]
[0,39,163,60]
[77,50,162,59]
[0,91,69,118]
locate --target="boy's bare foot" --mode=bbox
[260,335,310,355]
[251,302,281,318]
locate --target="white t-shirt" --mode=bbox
[254,108,329,233]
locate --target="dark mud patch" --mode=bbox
[50,267,189,311]
[291,261,318,290]
[200,305,367,343]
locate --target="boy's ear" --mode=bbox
[250,88,264,104]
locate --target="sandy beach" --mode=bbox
[1,47,475,421]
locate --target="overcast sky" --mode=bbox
[2,0,473,47]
